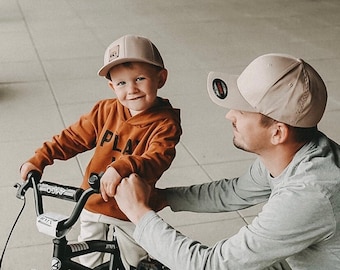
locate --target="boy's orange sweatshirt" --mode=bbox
[28,97,182,220]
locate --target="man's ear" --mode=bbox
[271,122,289,145]
[157,69,168,89]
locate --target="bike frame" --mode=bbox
[51,236,124,270]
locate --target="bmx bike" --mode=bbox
[14,170,168,270]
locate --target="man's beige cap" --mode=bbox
[207,53,327,127]
[98,35,164,79]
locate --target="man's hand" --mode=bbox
[100,166,122,202]
[20,162,41,180]
[114,173,152,224]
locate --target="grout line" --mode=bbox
[16,1,84,174]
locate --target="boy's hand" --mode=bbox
[100,166,122,202]
[20,162,41,180]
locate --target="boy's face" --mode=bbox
[108,62,167,116]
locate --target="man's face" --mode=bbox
[225,110,273,155]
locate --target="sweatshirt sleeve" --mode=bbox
[134,187,335,270]
[166,159,271,212]
[27,102,101,171]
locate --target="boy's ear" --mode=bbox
[108,81,115,91]
[158,69,168,88]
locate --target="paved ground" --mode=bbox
[1,0,339,269]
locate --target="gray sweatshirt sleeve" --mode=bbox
[134,186,335,269]
[166,159,271,212]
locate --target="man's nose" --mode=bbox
[225,109,235,121]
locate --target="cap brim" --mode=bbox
[98,58,132,78]
[98,58,164,79]
[207,71,256,112]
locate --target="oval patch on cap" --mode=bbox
[212,78,228,99]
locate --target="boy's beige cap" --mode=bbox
[207,53,327,128]
[98,35,164,79]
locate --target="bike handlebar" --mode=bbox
[15,171,102,236]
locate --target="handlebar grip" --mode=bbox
[27,170,42,182]
[38,181,84,202]
[88,172,102,193]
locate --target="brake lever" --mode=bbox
[15,170,43,216]
[14,180,31,200]
[14,170,41,199]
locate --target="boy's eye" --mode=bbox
[136,77,145,82]
[117,81,126,86]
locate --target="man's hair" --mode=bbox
[260,114,318,143]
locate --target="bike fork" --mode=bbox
[108,233,125,270]
[51,237,67,270]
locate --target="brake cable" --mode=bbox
[0,188,27,269]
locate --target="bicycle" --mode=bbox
[11,170,168,270]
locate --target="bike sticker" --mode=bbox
[69,242,90,252]
[51,257,61,270]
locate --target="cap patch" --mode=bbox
[109,45,119,62]
[212,78,228,99]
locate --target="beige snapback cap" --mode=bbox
[98,35,164,79]
[207,53,327,127]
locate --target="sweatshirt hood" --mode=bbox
[117,97,181,126]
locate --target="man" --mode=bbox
[111,53,340,269]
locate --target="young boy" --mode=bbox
[20,35,182,268]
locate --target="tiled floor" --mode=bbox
[1,0,339,269]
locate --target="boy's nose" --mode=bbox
[127,82,139,94]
